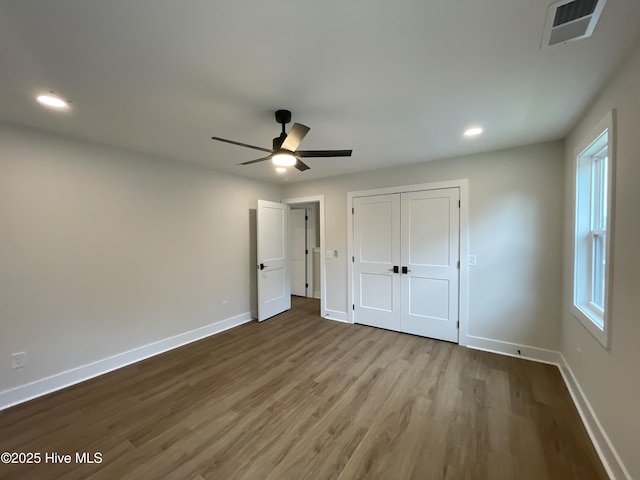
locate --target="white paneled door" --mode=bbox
[353,188,460,342]
[353,194,401,331]
[257,200,291,322]
[400,189,459,342]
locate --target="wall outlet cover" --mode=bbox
[10,352,26,369]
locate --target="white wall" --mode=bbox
[562,38,640,479]
[0,123,280,394]
[283,141,565,351]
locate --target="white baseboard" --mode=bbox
[465,335,561,365]
[0,311,255,411]
[558,354,631,480]
[323,309,349,323]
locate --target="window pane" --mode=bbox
[591,156,608,231]
[592,233,606,309]
[601,156,608,229]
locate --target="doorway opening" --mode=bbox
[282,195,326,318]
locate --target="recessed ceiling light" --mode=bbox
[36,94,69,109]
[464,127,483,137]
[275,167,287,174]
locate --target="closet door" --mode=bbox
[400,188,459,342]
[353,194,401,331]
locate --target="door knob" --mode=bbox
[259,263,268,270]
[388,266,399,273]
[402,266,411,274]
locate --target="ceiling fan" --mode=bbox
[211,109,352,171]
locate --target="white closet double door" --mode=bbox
[353,188,460,342]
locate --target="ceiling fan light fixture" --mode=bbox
[271,150,297,167]
[275,167,287,174]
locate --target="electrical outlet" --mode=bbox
[10,352,26,369]
[468,255,477,266]
[222,300,228,310]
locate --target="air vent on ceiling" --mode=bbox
[541,0,607,47]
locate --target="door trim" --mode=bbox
[282,195,327,318]
[347,179,470,346]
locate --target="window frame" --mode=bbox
[571,110,615,349]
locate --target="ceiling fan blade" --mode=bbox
[294,159,310,171]
[296,149,352,158]
[211,136,272,153]
[238,156,272,165]
[281,123,310,152]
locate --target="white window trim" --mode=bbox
[571,110,616,349]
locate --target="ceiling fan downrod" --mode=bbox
[273,110,291,150]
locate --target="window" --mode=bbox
[573,111,614,348]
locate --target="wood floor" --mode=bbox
[0,297,607,480]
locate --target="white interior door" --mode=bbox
[352,188,460,342]
[257,200,291,322]
[289,208,307,297]
[401,188,459,342]
[353,194,401,331]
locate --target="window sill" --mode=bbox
[571,304,609,349]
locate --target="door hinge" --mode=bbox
[352,207,354,214]
[458,200,460,208]
[353,304,355,310]
[305,215,308,221]
[457,321,460,329]
[352,256,355,262]
[457,260,460,269]
[305,249,309,255]
[306,283,309,288]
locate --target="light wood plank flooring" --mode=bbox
[0,297,607,479]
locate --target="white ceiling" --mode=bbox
[1,0,639,183]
